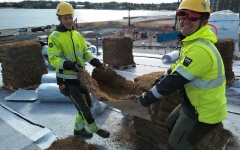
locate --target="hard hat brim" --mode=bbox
[176,10,201,17]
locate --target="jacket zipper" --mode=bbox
[70,31,78,63]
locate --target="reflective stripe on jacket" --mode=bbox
[47,26,94,80]
[171,25,227,124]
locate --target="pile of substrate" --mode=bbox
[46,136,98,150]
[215,38,235,86]
[102,36,135,69]
[0,40,47,90]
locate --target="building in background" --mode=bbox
[76,5,85,9]
[210,0,240,13]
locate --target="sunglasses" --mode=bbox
[179,14,202,22]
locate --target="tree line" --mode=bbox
[0,1,179,11]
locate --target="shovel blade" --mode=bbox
[103,100,152,122]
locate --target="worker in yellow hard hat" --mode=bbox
[136,0,227,149]
[48,2,110,138]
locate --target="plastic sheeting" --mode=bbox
[42,46,55,71]
[0,103,58,150]
[37,83,70,102]
[89,45,96,53]
[41,73,57,83]
[209,10,239,30]
[209,10,239,57]
[42,45,48,55]
[43,55,55,71]
[90,95,107,117]
[37,82,107,116]
[161,51,179,63]
[5,89,37,102]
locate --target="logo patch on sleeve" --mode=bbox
[183,57,192,67]
[49,43,53,48]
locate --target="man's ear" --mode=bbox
[58,16,61,21]
[201,19,208,26]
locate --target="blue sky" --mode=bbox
[0,0,179,4]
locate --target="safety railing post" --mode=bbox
[96,36,99,56]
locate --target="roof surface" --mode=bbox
[0,48,240,150]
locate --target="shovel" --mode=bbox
[103,100,152,121]
[77,68,152,122]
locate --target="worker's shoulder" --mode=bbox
[184,41,214,58]
[73,30,83,36]
[49,30,72,39]
[186,39,214,50]
[48,30,60,37]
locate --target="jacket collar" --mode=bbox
[56,23,75,32]
[181,25,217,44]
[178,33,186,41]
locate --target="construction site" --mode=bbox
[0,14,179,50]
[0,13,240,150]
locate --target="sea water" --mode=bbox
[0,9,176,30]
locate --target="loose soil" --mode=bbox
[46,136,98,150]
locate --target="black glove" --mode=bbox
[63,61,82,72]
[96,64,106,70]
[137,91,161,107]
[137,92,150,107]
[90,58,105,70]
[73,63,83,72]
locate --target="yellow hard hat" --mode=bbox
[177,0,210,13]
[56,2,74,16]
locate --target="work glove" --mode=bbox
[73,63,83,72]
[96,64,106,71]
[137,92,151,107]
[137,90,161,107]
[63,61,83,72]
[90,58,105,70]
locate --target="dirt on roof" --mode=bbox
[45,136,98,150]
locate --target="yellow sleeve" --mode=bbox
[78,34,94,63]
[47,33,65,70]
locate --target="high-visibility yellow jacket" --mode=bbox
[47,24,94,85]
[150,25,227,124]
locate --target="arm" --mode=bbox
[78,34,94,63]
[138,71,190,107]
[47,33,65,70]
[138,46,212,107]
[77,34,104,69]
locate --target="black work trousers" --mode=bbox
[60,84,95,124]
